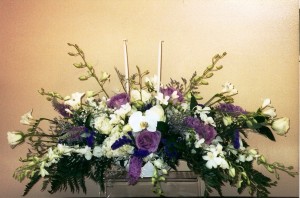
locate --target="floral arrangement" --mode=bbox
[7,43,297,197]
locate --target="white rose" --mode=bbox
[271,117,290,136]
[7,131,24,146]
[94,116,113,134]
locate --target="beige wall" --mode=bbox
[0,0,298,197]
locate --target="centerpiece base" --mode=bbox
[100,171,201,197]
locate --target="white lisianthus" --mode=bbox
[20,109,35,125]
[7,131,24,146]
[261,98,271,109]
[271,117,290,136]
[262,108,276,118]
[64,92,85,109]
[94,116,113,134]
[221,82,238,95]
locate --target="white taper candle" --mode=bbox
[157,40,163,93]
[123,40,129,93]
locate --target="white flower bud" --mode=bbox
[7,131,24,146]
[271,117,290,136]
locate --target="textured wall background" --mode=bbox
[0,0,298,197]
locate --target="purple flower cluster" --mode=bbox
[184,116,217,144]
[60,126,86,144]
[111,135,132,150]
[127,156,143,185]
[52,99,72,118]
[160,87,184,103]
[217,103,247,116]
[107,93,129,109]
[233,129,240,149]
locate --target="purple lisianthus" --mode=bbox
[135,130,161,153]
[127,156,143,185]
[160,87,184,103]
[107,93,130,109]
[184,116,217,144]
[217,103,247,116]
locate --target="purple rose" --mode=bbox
[135,130,161,153]
[107,93,130,109]
[160,87,184,104]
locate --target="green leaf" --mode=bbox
[157,121,169,133]
[190,94,198,111]
[254,115,266,123]
[23,172,41,196]
[256,126,276,142]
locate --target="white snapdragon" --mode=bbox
[20,109,35,125]
[194,136,205,148]
[75,146,92,160]
[64,92,85,110]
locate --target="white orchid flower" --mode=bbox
[129,105,165,132]
[155,92,170,105]
[64,92,85,110]
[221,82,238,95]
